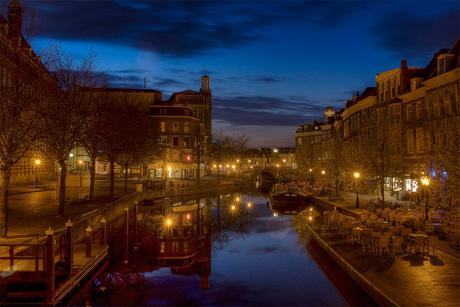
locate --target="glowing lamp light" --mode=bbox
[231,205,235,210]
[186,213,191,220]
[236,197,240,202]
[422,178,429,186]
[322,170,325,175]
[354,172,360,179]
[308,216,313,221]
[35,160,40,165]
[247,202,251,208]
[166,219,171,225]
[69,153,74,157]
[186,155,191,161]
[309,169,312,172]
[79,160,83,164]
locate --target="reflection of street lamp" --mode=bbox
[354,172,360,208]
[421,178,430,221]
[35,160,40,187]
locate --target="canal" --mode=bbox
[67,192,346,306]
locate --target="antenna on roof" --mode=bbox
[144,76,147,89]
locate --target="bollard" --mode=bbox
[124,207,129,263]
[65,220,73,275]
[86,225,92,257]
[134,201,139,245]
[101,217,107,246]
[45,227,55,304]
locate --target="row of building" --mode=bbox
[295,39,459,201]
[1,1,213,184]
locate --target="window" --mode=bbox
[173,137,179,147]
[416,128,424,154]
[198,110,203,120]
[438,92,445,116]
[173,121,179,132]
[450,91,457,114]
[184,122,189,133]
[297,138,302,145]
[160,108,166,115]
[416,102,423,119]
[427,96,434,118]
[184,137,190,147]
[185,110,189,116]
[158,136,167,146]
[160,122,165,132]
[407,130,414,154]
[439,58,445,75]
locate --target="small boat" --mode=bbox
[269,183,308,215]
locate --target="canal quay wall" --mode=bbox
[306,195,460,307]
[307,196,399,306]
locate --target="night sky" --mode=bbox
[4,0,458,148]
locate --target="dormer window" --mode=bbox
[439,58,445,75]
[160,108,166,115]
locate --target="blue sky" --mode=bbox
[3,0,458,148]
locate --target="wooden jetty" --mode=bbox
[0,201,141,306]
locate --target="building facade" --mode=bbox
[1,0,56,184]
[297,39,459,202]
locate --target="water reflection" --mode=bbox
[71,193,344,306]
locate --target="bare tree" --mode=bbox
[40,44,104,215]
[0,36,50,237]
[210,130,234,184]
[426,120,460,213]
[232,133,252,179]
[358,103,405,202]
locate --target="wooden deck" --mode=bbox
[0,242,109,306]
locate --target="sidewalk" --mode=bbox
[0,173,247,245]
[319,191,460,258]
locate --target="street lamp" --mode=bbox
[35,159,40,187]
[321,170,325,195]
[421,178,430,221]
[354,172,360,208]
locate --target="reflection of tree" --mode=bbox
[210,193,257,251]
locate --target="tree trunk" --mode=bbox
[217,167,220,184]
[110,160,115,201]
[335,180,339,199]
[124,166,128,193]
[89,156,96,203]
[380,183,385,202]
[0,167,11,238]
[58,160,67,216]
[196,163,201,185]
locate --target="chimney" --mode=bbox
[400,59,410,94]
[7,0,23,38]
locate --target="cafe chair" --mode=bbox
[425,236,439,256]
[378,236,391,256]
[391,236,404,257]
[412,236,425,254]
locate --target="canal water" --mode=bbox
[70,193,345,306]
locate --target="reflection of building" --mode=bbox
[1,0,56,184]
[142,198,211,289]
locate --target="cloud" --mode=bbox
[371,8,459,61]
[24,0,370,58]
[213,95,325,126]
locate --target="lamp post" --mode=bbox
[421,178,430,221]
[35,159,40,187]
[321,170,325,196]
[354,172,360,208]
